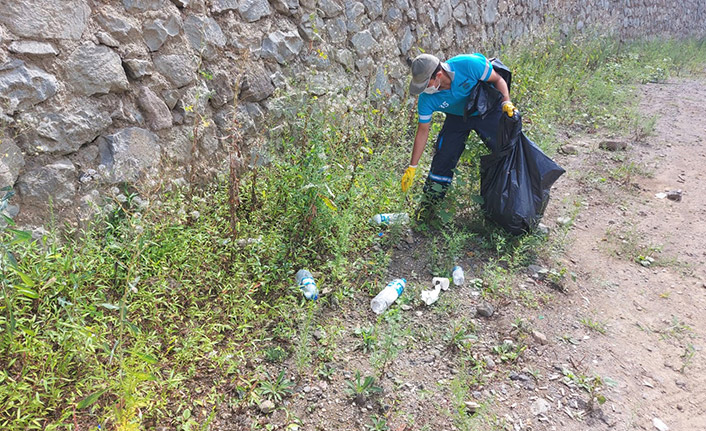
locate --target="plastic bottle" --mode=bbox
[370,213,410,225]
[452,266,465,286]
[295,269,319,300]
[370,278,406,314]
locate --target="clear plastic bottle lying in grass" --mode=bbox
[371,278,406,314]
[295,269,319,300]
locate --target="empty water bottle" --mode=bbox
[295,269,319,300]
[452,266,465,286]
[370,278,406,314]
[370,213,410,225]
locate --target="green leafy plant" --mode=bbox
[317,363,336,381]
[257,370,295,402]
[366,415,389,431]
[562,368,615,412]
[443,320,478,352]
[0,187,33,343]
[658,316,693,340]
[354,325,377,353]
[680,344,696,373]
[264,345,288,363]
[580,317,607,334]
[635,254,655,267]
[491,341,527,363]
[294,305,315,375]
[176,408,199,431]
[345,371,382,405]
[510,317,532,334]
[370,320,404,375]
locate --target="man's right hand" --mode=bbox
[501,101,517,117]
[401,165,417,192]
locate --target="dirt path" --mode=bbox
[234,79,705,431]
[508,78,706,430]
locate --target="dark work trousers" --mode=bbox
[422,106,504,204]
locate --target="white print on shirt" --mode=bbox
[439,101,449,109]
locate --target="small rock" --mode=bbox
[313,329,326,341]
[400,304,412,311]
[405,230,415,244]
[484,356,496,370]
[530,398,551,416]
[536,223,550,235]
[527,264,547,278]
[556,216,572,226]
[464,401,480,414]
[258,399,275,414]
[666,190,682,201]
[523,380,537,391]
[559,144,578,155]
[652,417,669,431]
[532,330,548,345]
[509,372,530,382]
[599,140,627,151]
[236,237,262,247]
[638,256,654,267]
[655,192,667,199]
[477,302,495,317]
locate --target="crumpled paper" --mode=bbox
[421,277,450,305]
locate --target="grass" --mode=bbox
[580,317,607,335]
[1,35,705,430]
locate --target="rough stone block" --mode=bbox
[0,0,90,40]
[0,60,57,114]
[0,137,24,188]
[65,43,129,96]
[98,127,162,184]
[16,159,76,208]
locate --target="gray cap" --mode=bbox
[409,54,440,95]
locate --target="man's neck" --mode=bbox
[439,70,452,90]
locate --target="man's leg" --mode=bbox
[469,105,504,153]
[421,114,472,209]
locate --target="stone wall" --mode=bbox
[1,0,704,226]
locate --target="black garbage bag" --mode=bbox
[480,111,565,235]
[464,57,512,121]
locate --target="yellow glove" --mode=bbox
[502,101,516,117]
[401,165,417,192]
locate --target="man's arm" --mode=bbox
[486,69,510,103]
[400,121,431,192]
[410,121,431,166]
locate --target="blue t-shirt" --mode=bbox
[417,53,493,123]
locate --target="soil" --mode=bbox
[221,78,706,431]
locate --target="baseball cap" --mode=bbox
[409,54,440,95]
